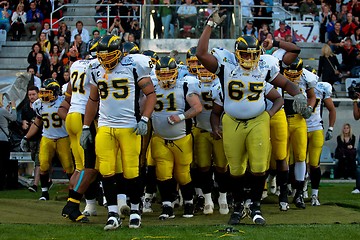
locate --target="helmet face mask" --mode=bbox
[39,79,60,102]
[155,56,178,89]
[284,58,303,84]
[186,46,199,75]
[197,65,215,82]
[235,36,261,71]
[96,35,122,71]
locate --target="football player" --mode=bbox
[58,38,101,223]
[122,42,140,56]
[152,56,202,220]
[186,46,230,215]
[196,8,306,225]
[142,50,159,77]
[283,58,317,209]
[21,79,74,202]
[306,81,336,206]
[80,34,156,230]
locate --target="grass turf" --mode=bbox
[0,182,360,240]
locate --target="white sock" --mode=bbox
[218,192,227,204]
[294,161,306,181]
[85,198,96,205]
[184,199,193,205]
[130,203,139,211]
[163,201,172,207]
[195,188,203,197]
[108,205,118,213]
[41,187,48,192]
[312,189,319,197]
[204,193,213,205]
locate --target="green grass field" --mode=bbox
[1,182,360,240]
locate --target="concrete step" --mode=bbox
[0,57,28,70]
[0,45,32,58]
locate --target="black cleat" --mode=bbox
[62,202,89,223]
[104,212,121,230]
[248,202,266,226]
[159,205,175,220]
[293,194,306,209]
[39,191,49,201]
[228,202,244,225]
[194,196,205,213]
[28,185,38,193]
[183,203,194,218]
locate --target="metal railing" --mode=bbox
[49,2,294,39]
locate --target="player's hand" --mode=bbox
[301,106,313,119]
[205,5,226,28]
[292,93,307,114]
[167,115,181,125]
[211,127,222,140]
[20,137,29,152]
[133,116,148,135]
[325,128,333,141]
[80,128,93,149]
[262,39,273,50]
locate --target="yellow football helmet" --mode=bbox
[39,78,60,102]
[197,65,216,82]
[186,46,200,75]
[96,34,122,71]
[235,35,261,71]
[155,56,178,89]
[284,57,303,83]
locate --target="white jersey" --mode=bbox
[152,75,201,140]
[212,47,280,119]
[283,68,318,115]
[69,58,100,114]
[33,96,68,139]
[90,54,152,128]
[210,80,224,107]
[178,64,191,79]
[306,82,332,132]
[196,78,220,132]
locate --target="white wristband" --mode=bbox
[141,116,149,123]
[83,125,90,129]
[328,127,333,131]
[178,114,186,121]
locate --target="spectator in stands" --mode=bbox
[38,32,51,58]
[94,0,108,21]
[177,0,197,33]
[27,42,43,65]
[128,0,140,22]
[129,19,140,45]
[273,20,291,41]
[21,86,41,193]
[111,0,130,30]
[258,23,270,43]
[347,0,360,18]
[11,3,26,41]
[328,21,345,52]
[326,13,338,39]
[218,0,234,38]
[342,12,358,36]
[70,20,90,44]
[57,22,71,44]
[70,34,87,59]
[0,1,11,33]
[337,37,359,75]
[109,15,125,36]
[25,1,43,40]
[41,22,55,45]
[240,0,254,22]
[264,32,276,54]
[34,0,51,19]
[338,4,348,24]
[159,0,175,38]
[320,4,332,43]
[282,0,298,11]
[0,93,17,191]
[92,19,107,37]
[49,55,62,83]
[35,52,50,81]
[151,6,162,39]
[242,20,258,38]
[318,44,341,86]
[57,35,69,56]
[299,0,319,21]
[335,123,357,179]
[91,29,100,40]
[350,26,360,43]
[352,92,360,193]
[26,65,42,89]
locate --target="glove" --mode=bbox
[205,5,227,28]
[292,93,307,114]
[301,106,313,119]
[133,116,148,136]
[325,128,333,141]
[20,137,29,152]
[80,128,93,149]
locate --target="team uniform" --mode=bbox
[151,73,200,219]
[90,53,152,228]
[33,96,73,175]
[306,81,332,206]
